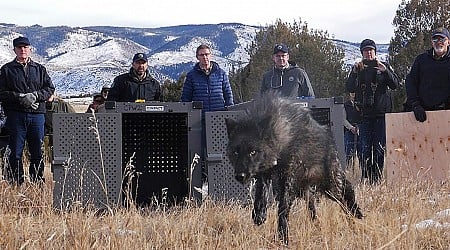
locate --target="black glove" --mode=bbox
[19,92,37,108]
[413,104,426,122]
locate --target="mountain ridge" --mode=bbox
[0,23,388,97]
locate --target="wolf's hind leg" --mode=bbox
[300,186,317,220]
[342,179,363,218]
[307,186,317,220]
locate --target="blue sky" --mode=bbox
[1,0,402,43]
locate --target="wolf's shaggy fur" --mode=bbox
[225,92,363,245]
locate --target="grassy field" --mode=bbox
[0,166,448,249]
[2,103,447,249]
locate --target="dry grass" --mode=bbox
[5,105,446,249]
[0,166,448,249]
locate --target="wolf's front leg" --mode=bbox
[252,174,269,225]
[274,175,291,245]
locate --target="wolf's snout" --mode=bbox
[235,173,246,183]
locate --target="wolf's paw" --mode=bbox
[252,210,267,225]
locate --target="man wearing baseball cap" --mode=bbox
[107,52,162,102]
[405,27,450,122]
[12,36,31,47]
[260,43,315,98]
[0,36,55,185]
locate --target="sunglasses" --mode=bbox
[432,37,447,43]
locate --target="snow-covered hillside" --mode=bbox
[0,23,388,97]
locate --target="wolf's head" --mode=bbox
[225,107,291,183]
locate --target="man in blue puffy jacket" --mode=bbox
[0,36,55,185]
[181,44,234,111]
[181,44,234,182]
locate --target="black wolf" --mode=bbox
[225,92,363,245]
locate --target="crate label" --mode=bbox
[145,105,165,112]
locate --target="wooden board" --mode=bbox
[385,110,450,183]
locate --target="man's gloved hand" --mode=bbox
[30,102,39,110]
[413,104,427,122]
[19,92,38,108]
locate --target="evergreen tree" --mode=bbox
[161,72,186,102]
[389,0,450,111]
[229,19,348,102]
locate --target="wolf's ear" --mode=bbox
[225,118,237,138]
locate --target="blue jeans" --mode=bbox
[5,111,45,185]
[344,128,360,168]
[358,116,386,184]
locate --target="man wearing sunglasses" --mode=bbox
[405,27,450,122]
[260,44,315,98]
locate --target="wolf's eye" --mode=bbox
[249,150,256,156]
[233,151,239,156]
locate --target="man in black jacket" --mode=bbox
[107,53,162,102]
[346,38,399,184]
[0,36,55,185]
[405,27,450,122]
